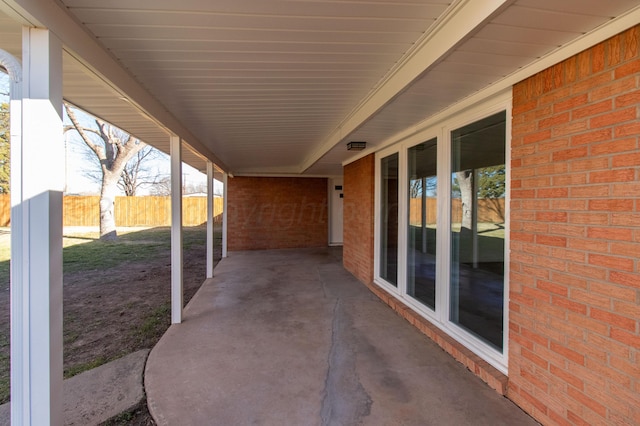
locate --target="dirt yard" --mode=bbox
[0,226,220,424]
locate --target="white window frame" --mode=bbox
[402,131,441,325]
[374,146,403,296]
[374,89,512,374]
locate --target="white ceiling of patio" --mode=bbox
[1,0,639,175]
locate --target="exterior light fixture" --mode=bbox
[347,141,367,151]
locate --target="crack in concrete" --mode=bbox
[318,266,329,299]
[320,299,372,426]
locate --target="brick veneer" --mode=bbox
[343,154,375,284]
[509,26,640,426]
[227,177,328,250]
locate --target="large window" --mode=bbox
[450,111,506,351]
[374,100,509,372]
[407,139,437,310]
[380,153,398,286]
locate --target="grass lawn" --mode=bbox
[0,226,206,283]
[60,226,206,273]
[0,225,218,408]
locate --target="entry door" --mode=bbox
[329,179,343,245]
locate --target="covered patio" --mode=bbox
[2,0,639,424]
[145,247,537,426]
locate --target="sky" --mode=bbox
[63,106,215,195]
[1,70,222,196]
[64,134,213,196]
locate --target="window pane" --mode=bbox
[380,153,399,286]
[450,111,506,351]
[407,139,437,309]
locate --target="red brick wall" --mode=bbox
[343,154,375,284]
[509,25,639,426]
[227,177,328,250]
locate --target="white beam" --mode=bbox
[342,6,640,168]
[170,136,183,324]
[10,27,64,426]
[206,161,214,278]
[222,173,228,258]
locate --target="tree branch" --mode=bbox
[64,103,105,163]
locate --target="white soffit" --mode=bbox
[62,0,452,175]
[0,11,21,58]
[309,0,640,175]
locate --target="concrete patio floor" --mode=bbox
[145,247,538,426]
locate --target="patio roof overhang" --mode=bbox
[2,2,640,424]
[1,0,638,177]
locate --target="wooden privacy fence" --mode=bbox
[0,194,223,227]
[0,195,501,227]
[409,198,505,226]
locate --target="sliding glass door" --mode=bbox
[380,153,399,286]
[450,111,506,351]
[407,139,437,310]
[374,100,509,370]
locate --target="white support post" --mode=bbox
[10,28,64,426]
[206,161,214,278]
[170,136,183,324]
[222,173,228,258]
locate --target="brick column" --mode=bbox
[343,154,375,284]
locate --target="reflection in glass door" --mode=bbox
[380,153,399,286]
[407,139,437,309]
[450,112,506,351]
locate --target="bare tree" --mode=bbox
[117,146,160,196]
[183,180,208,195]
[409,176,436,199]
[149,175,209,196]
[149,175,171,196]
[64,103,146,240]
[455,170,473,231]
[409,179,422,199]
